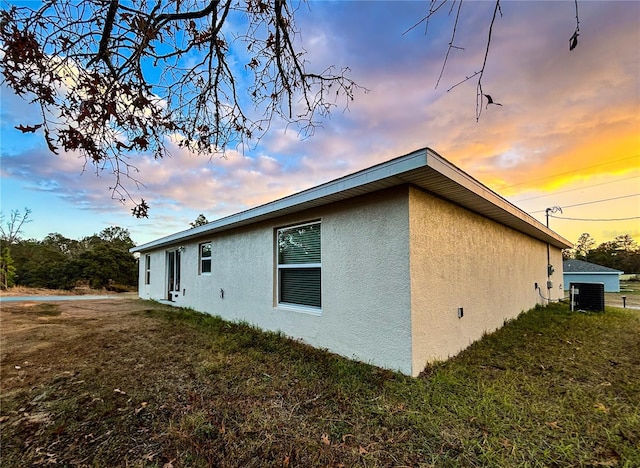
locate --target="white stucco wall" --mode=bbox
[137,184,566,376]
[408,187,564,376]
[139,187,414,374]
[137,251,167,300]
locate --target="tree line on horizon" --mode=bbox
[1,226,138,291]
[0,212,213,290]
[564,233,640,274]
[2,211,638,292]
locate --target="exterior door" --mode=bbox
[167,249,181,300]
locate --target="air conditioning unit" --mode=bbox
[569,282,605,312]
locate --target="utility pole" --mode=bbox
[545,206,563,228]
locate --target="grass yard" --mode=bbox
[1,298,639,467]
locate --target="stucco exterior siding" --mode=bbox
[133,149,573,376]
[408,187,564,376]
[138,250,168,300]
[138,187,414,374]
[309,188,412,372]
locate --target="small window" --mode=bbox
[144,255,151,285]
[199,242,212,274]
[277,221,321,309]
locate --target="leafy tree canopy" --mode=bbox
[566,233,640,274]
[190,214,209,228]
[9,226,138,290]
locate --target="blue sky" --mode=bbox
[1,1,639,247]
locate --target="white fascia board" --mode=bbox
[131,147,572,253]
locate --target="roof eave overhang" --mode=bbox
[131,148,572,253]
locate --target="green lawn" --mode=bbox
[1,300,639,467]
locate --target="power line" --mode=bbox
[495,154,640,190]
[529,193,640,214]
[549,215,640,222]
[513,175,640,203]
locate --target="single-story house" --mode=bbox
[131,148,571,376]
[563,259,623,292]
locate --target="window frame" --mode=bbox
[276,220,322,312]
[144,254,151,285]
[199,241,212,275]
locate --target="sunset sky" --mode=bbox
[1,0,639,250]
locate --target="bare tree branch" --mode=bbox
[0,0,365,217]
[403,0,450,36]
[435,0,464,90]
[428,0,581,121]
[0,208,32,244]
[570,0,580,51]
[475,0,502,122]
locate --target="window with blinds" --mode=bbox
[277,221,321,309]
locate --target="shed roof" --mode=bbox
[563,259,623,274]
[131,148,572,253]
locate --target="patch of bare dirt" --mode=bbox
[0,298,152,393]
[0,297,205,466]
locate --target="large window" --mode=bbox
[144,255,151,285]
[277,221,321,309]
[199,242,212,274]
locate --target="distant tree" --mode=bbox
[612,235,638,273]
[73,243,138,289]
[0,208,31,289]
[585,235,640,274]
[0,246,16,288]
[0,208,32,244]
[12,238,71,289]
[190,214,209,228]
[572,233,596,260]
[587,241,618,269]
[614,234,638,253]
[41,232,79,255]
[97,226,136,251]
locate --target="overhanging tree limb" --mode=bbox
[0,0,365,217]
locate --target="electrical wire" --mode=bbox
[513,175,640,203]
[549,215,640,222]
[529,193,640,214]
[536,284,560,303]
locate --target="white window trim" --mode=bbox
[144,255,151,285]
[276,301,323,316]
[199,241,212,275]
[276,221,322,312]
